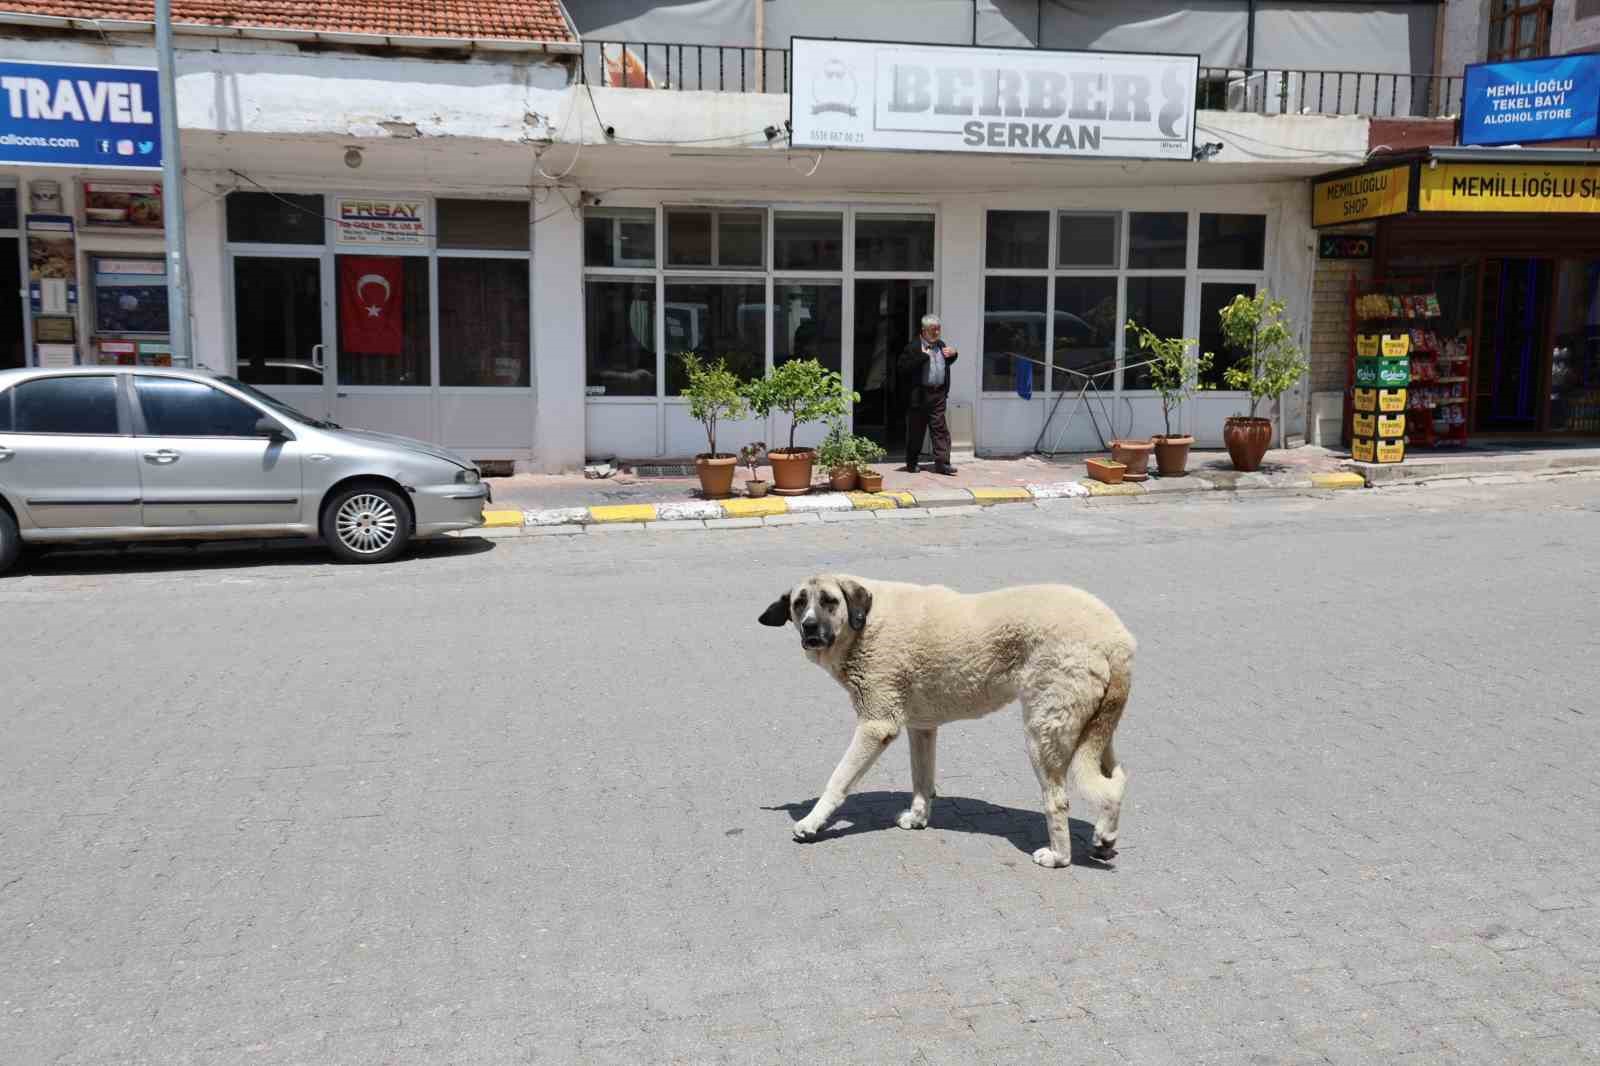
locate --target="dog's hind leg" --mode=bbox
[1021,660,1108,869]
[897,727,937,830]
[793,720,901,841]
[1022,725,1074,869]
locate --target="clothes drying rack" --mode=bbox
[996,352,1159,457]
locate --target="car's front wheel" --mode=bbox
[0,508,20,575]
[322,484,411,564]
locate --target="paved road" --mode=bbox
[3,477,1599,1065]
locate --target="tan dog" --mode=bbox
[760,574,1134,868]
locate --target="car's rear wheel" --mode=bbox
[0,508,21,576]
[322,484,411,564]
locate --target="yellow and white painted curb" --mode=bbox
[472,470,1365,537]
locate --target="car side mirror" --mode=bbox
[255,416,289,440]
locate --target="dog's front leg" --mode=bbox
[793,721,900,840]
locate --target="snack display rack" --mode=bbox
[1346,277,1474,456]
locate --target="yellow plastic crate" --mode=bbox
[1354,387,1408,413]
[1375,413,1406,439]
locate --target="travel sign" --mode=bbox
[1461,53,1600,147]
[790,38,1197,161]
[0,59,162,169]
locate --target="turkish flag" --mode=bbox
[339,256,404,356]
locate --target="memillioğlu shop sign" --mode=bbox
[1419,163,1600,214]
[0,59,162,169]
[790,38,1198,161]
[1461,53,1600,147]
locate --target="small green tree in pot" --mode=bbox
[739,441,769,498]
[816,421,861,492]
[1126,318,1213,477]
[745,359,860,495]
[678,352,749,498]
[852,435,888,492]
[1216,292,1307,472]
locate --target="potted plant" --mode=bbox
[739,441,769,497]
[853,436,888,492]
[677,353,747,498]
[816,422,860,492]
[1217,292,1308,473]
[745,358,859,495]
[1127,318,1214,477]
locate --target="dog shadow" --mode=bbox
[762,790,1115,869]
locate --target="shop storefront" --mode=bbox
[1314,148,1600,449]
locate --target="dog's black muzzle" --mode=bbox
[800,621,829,650]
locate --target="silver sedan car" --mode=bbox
[0,366,488,572]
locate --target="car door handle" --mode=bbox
[0,446,13,462]
[143,449,181,464]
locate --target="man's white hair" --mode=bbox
[920,313,942,330]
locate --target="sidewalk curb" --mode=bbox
[474,470,1355,538]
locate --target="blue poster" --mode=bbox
[1462,54,1600,147]
[0,60,162,168]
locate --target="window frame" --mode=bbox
[3,373,130,436]
[129,374,282,439]
[1488,0,1554,61]
[980,208,1269,396]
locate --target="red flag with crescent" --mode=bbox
[339,256,403,356]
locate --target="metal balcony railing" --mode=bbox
[582,42,1465,121]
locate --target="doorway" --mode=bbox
[1,237,22,370]
[853,279,930,456]
[1478,257,1554,432]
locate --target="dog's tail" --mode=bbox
[1068,642,1132,805]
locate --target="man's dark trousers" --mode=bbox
[905,384,952,470]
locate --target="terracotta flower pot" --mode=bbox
[1152,435,1194,477]
[694,454,737,498]
[746,479,770,498]
[829,467,858,492]
[1223,417,1273,472]
[857,469,884,493]
[1086,457,1126,484]
[767,448,816,495]
[1109,438,1153,482]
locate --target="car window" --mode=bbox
[10,376,120,435]
[135,377,267,437]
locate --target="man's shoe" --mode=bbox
[934,463,958,476]
[902,463,920,473]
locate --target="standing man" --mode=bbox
[899,313,958,474]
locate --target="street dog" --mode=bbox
[760,574,1134,869]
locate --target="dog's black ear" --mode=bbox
[840,579,872,631]
[758,592,792,627]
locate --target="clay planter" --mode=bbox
[746,479,771,498]
[1152,434,1194,477]
[857,469,884,493]
[694,454,737,498]
[1223,416,1273,472]
[767,448,816,495]
[1109,438,1153,482]
[828,467,859,492]
[1085,457,1126,484]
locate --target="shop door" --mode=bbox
[232,255,333,423]
[331,254,433,439]
[1478,258,1554,431]
[853,279,930,455]
[1,238,23,370]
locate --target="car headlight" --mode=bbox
[455,468,481,484]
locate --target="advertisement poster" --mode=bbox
[335,197,427,246]
[96,339,137,365]
[1461,54,1600,147]
[81,182,163,229]
[790,37,1198,160]
[36,343,78,367]
[0,60,162,168]
[92,257,170,334]
[29,179,63,213]
[338,255,404,355]
[26,214,77,314]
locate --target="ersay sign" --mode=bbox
[0,59,161,169]
[790,38,1197,161]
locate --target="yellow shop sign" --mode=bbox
[1313,164,1412,227]
[1419,163,1600,214]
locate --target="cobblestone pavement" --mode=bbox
[3,477,1599,1065]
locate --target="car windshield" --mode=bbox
[215,376,340,429]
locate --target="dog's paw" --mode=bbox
[896,809,928,830]
[1032,847,1070,869]
[792,818,823,841]
[1092,830,1118,861]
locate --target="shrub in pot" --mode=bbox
[816,423,860,491]
[1127,318,1213,477]
[853,436,888,493]
[1217,292,1307,473]
[677,353,747,498]
[739,441,769,497]
[745,359,859,496]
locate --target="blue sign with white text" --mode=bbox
[0,59,162,168]
[1462,54,1600,147]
